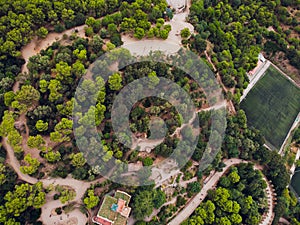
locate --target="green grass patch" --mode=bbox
[291,169,300,197]
[240,65,300,150]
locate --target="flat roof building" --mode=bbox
[92,190,132,225]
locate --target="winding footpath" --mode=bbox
[5,1,276,225]
[2,136,105,225]
[8,4,198,224]
[2,138,38,184]
[204,50,236,114]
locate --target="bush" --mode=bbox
[180,28,191,39]
[54,194,60,200]
[55,207,62,215]
[143,157,153,166]
[54,24,66,33]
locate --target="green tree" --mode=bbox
[180,28,191,39]
[102,150,113,162]
[56,99,74,117]
[192,34,207,52]
[0,163,6,185]
[58,188,76,204]
[230,213,242,224]
[4,182,45,217]
[133,190,154,220]
[73,49,87,61]
[7,130,22,148]
[108,72,123,90]
[219,177,231,188]
[85,17,96,27]
[39,80,48,93]
[44,150,61,163]
[91,35,104,53]
[36,27,48,39]
[54,61,72,82]
[72,60,86,78]
[216,216,232,225]
[120,17,137,32]
[228,171,240,184]
[134,27,145,40]
[70,153,87,167]
[107,23,118,35]
[20,154,40,174]
[27,135,46,150]
[35,120,48,132]
[84,190,100,209]
[48,79,62,102]
[143,157,153,166]
[148,71,160,88]
[187,182,202,196]
[4,91,15,106]
[50,118,73,142]
[153,189,166,209]
[14,85,40,111]
[159,29,169,40]
[0,111,15,137]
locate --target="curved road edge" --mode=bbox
[167,158,275,225]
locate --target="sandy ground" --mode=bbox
[3,134,105,225]
[166,0,186,11]
[122,0,193,56]
[15,25,86,92]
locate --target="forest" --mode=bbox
[183,164,268,225]
[0,0,299,224]
[188,0,300,104]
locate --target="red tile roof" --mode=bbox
[92,216,112,225]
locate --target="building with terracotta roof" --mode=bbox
[92,190,132,225]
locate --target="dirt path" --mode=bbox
[17,113,45,162]
[8,1,236,224]
[204,51,236,114]
[40,176,105,225]
[122,0,193,56]
[3,132,106,225]
[13,25,87,93]
[2,137,38,184]
[128,101,226,158]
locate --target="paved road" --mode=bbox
[168,158,275,225]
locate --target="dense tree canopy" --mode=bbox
[185,164,267,225]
